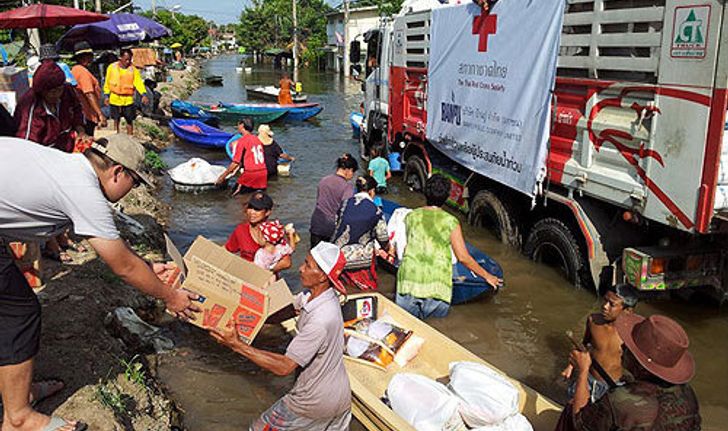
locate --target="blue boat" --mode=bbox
[221,102,322,122]
[350,111,364,137]
[171,100,219,127]
[379,199,503,304]
[169,119,233,149]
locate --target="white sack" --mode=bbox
[168,157,227,185]
[449,361,520,427]
[472,413,534,431]
[388,373,466,431]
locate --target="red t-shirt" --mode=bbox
[233,134,267,189]
[224,222,261,262]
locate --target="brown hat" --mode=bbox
[258,124,274,145]
[91,134,153,187]
[615,313,695,384]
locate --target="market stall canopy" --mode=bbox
[0,4,108,29]
[56,13,171,51]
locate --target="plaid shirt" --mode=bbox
[574,379,701,431]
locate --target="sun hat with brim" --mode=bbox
[615,313,695,384]
[310,242,347,295]
[91,134,153,187]
[258,124,274,146]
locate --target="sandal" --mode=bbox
[41,250,73,264]
[42,416,87,431]
[61,241,87,253]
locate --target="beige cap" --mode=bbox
[258,124,274,146]
[91,134,153,187]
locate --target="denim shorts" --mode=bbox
[395,293,450,319]
[567,373,612,403]
[250,398,351,431]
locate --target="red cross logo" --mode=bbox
[472,13,497,52]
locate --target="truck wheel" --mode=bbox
[468,190,521,248]
[523,218,592,290]
[404,156,427,192]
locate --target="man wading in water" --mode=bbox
[209,242,351,430]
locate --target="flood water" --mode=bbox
[156,55,727,430]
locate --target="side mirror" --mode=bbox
[349,41,361,64]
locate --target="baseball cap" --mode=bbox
[310,241,347,295]
[248,191,274,210]
[91,134,153,187]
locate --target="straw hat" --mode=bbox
[258,124,274,146]
[615,313,695,384]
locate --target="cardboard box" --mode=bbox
[165,235,294,344]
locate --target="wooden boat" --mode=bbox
[245,85,307,103]
[170,99,220,127]
[193,102,289,124]
[343,293,562,431]
[169,119,233,149]
[221,102,322,122]
[350,111,364,137]
[204,75,223,86]
[379,199,503,304]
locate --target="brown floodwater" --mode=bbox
[157,55,727,430]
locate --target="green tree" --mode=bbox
[140,10,212,52]
[237,0,332,66]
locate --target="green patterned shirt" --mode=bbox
[396,208,459,303]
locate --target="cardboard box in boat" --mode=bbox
[165,235,294,344]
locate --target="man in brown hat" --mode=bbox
[0,134,199,431]
[569,314,701,430]
[71,41,107,137]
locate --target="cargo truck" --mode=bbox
[358,0,728,298]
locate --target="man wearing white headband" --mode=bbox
[210,242,351,430]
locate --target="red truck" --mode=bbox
[359,0,728,298]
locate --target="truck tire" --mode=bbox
[468,190,521,248]
[404,156,427,192]
[523,218,592,290]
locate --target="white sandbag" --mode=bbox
[168,157,227,185]
[388,373,467,431]
[471,413,534,431]
[387,207,412,261]
[449,361,520,427]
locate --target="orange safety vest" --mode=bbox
[107,63,135,96]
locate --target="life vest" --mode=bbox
[107,63,135,96]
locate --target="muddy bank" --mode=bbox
[30,61,206,430]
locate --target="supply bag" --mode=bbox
[387,373,467,431]
[449,361,520,427]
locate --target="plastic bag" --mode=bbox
[471,413,534,431]
[449,361,520,427]
[388,373,467,431]
[168,157,227,185]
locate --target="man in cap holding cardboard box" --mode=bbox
[0,134,199,431]
[210,241,351,431]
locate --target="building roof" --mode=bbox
[326,5,380,17]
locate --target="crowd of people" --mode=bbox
[0,43,703,431]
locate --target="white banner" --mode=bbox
[426,0,565,197]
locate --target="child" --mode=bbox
[368,146,391,194]
[253,220,296,272]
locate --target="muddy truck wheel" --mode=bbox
[404,156,427,192]
[468,189,521,248]
[524,218,592,290]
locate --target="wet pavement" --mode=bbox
[157,54,727,430]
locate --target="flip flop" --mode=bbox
[31,379,65,407]
[42,416,87,431]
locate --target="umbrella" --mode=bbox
[0,4,108,29]
[56,13,171,51]
[170,42,182,49]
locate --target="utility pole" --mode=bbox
[152,0,156,16]
[95,0,102,13]
[73,0,80,8]
[343,0,350,77]
[292,0,299,83]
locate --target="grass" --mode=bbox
[121,355,146,387]
[139,123,169,142]
[144,150,167,173]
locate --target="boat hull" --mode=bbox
[245,85,307,103]
[196,103,288,124]
[379,199,502,304]
[169,119,233,149]
[171,100,220,127]
[344,293,562,431]
[222,102,322,122]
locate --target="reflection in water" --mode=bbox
[157,55,727,430]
